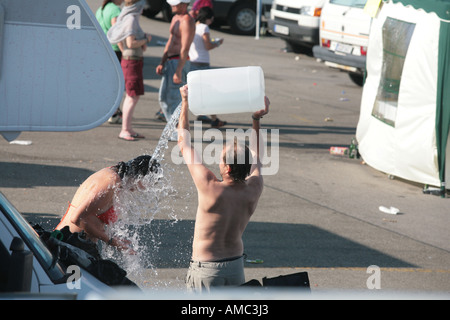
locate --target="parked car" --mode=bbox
[268,0,325,52]
[213,0,274,35]
[312,0,371,86]
[144,0,273,35]
[0,192,112,299]
[144,0,173,21]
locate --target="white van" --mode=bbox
[312,0,371,86]
[268,0,325,51]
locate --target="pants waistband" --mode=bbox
[191,62,210,67]
[123,56,143,61]
[190,255,244,267]
[168,54,190,61]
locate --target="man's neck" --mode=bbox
[221,175,245,185]
[174,4,189,16]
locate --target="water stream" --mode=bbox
[101,104,190,289]
[151,104,181,163]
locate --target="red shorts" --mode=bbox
[121,59,144,96]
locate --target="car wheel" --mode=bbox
[161,3,173,22]
[142,8,159,18]
[348,73,364,87]
[228,3,256,35]
[285,40,313,55]
[142,0,163,18]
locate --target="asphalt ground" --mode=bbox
[0,0,449,297]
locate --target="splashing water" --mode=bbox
[101,104,190,289]
[151,104,182,163]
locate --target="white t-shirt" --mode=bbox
[189,23,210,64]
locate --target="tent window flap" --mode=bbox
[371,17,415,127]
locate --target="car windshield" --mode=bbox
[0,192,65,281]
[330,0,367,8]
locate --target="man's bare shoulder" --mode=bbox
[180,13,195,27]
[171,13,193,23]
[183,13,195,22]
[245,175,264,194]
[89,168,120,189]
[188,164,220,191]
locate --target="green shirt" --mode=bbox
[96,2,121,52]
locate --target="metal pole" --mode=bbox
[255,0,261,39]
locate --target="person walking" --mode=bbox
[96,0,124,124]
[97,0,124,61]
[156,0,195,141]
[108,0,151,141]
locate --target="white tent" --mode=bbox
[356,0,450,192]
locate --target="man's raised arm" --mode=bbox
[178,85,193,160]
[249,96,270,177]
[177,85,215,189]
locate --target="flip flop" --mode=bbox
[118,135,137,141]
[155,111,166,122]
[131,133,145,139]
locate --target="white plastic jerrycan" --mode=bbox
[187,66,265,116]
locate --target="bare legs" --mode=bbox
[119,94,143,140]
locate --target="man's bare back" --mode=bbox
[178,85,269,263]
[192,174,263,261]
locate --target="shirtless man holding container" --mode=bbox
[177,85,270,292]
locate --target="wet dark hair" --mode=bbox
[114,155,159,179]
[223,140,251,182]
[196,6,214,23]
